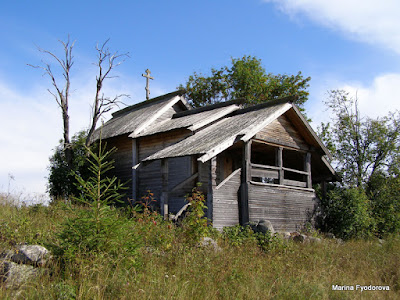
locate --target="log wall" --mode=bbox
[213,168,241,229]
[248,182,317,232]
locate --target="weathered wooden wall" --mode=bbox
[168,156,193,213]
[213,168,241,229]
[137,129,192,210]
[248,182,317,232]
[106,134,133,201]
[255,115,309,151]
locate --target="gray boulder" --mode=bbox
[292,234,307,243]
[11,245,50,266]
[256,220,275,235]
[199,237,222,252]
[0,261,38,289]
[308,236,322,243]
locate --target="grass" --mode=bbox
[0,193,399,299]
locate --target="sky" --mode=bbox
[1,0,400,201]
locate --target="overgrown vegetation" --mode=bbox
[318,90,400,239]
[50,139,139,265]
[48,130,92,200]
[1,194,399,299]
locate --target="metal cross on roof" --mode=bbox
[142,69,154,100]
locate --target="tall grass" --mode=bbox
[0,194,399,299]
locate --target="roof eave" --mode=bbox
[290,105,333,160]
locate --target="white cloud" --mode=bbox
[307,73,400,129]
[0,72,150,200]
[264,0,400,54]
[341,73,400,117]
[0,65,170,199]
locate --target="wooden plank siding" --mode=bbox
[213,168,241,229]
[167,156,193,213]
[248,182,318,232]
[105,134,134,201]
[255,115,310,151]
[137,129,192,211]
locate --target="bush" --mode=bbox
[181,185,212,244]
[319,186,375,239]
[51,139,140,264]
[369,175,400,237]
[222,224,254,246]
[48,130,93,201]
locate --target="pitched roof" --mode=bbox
[143,98,294,163]
[93,90,189,140]
[130,100,241,138]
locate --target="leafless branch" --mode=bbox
[86,39,130,146]
[28,36,75,167]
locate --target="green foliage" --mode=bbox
[253,232,288,252]
[318,90,400,238]
[131,191,177,252]
[48,130,93,201]
[179,55,311,109]
[319,186,375,239]
[52,139,140,263]
[320,90,400,188]
[222,224,254,246]
[368,173,400,237]
[53,281,76,300]
[222,224,287,252]
[181,184,211,243]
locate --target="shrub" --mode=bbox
[222,224,254,246]
[181,184,212,243]
[369,175,400,237]
[51,139,140,264]
[319,186,375,239]
[48,130,93,201]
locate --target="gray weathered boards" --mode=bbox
[93,90,337,231]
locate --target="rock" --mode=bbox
[281,232,291,240]
[0,245,50,290]
[0,260,38,289]
[243,221,258,232]
[292,234,307,243]
[199,237,222,252]
[0,250,14,260]
[336,238,344,244]
[256,220,275,235]
[11,245,50,266]
[325,233,335,239]
[308,236,322,243]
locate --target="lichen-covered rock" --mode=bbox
[11,245,50,266]
[256,220,275,235]
[0,260,38,289]
[199,237,222,252]
[308,236,322,243]
[292,234,307,243]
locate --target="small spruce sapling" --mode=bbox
[53,139,140,262]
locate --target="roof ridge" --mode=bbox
[172,98,245,118]
[112,90,186,117]
[232,96,297,116]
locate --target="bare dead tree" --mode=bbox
[28,37,75,167]
[86,39,129,146]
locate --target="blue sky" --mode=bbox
[1,0,400,199]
